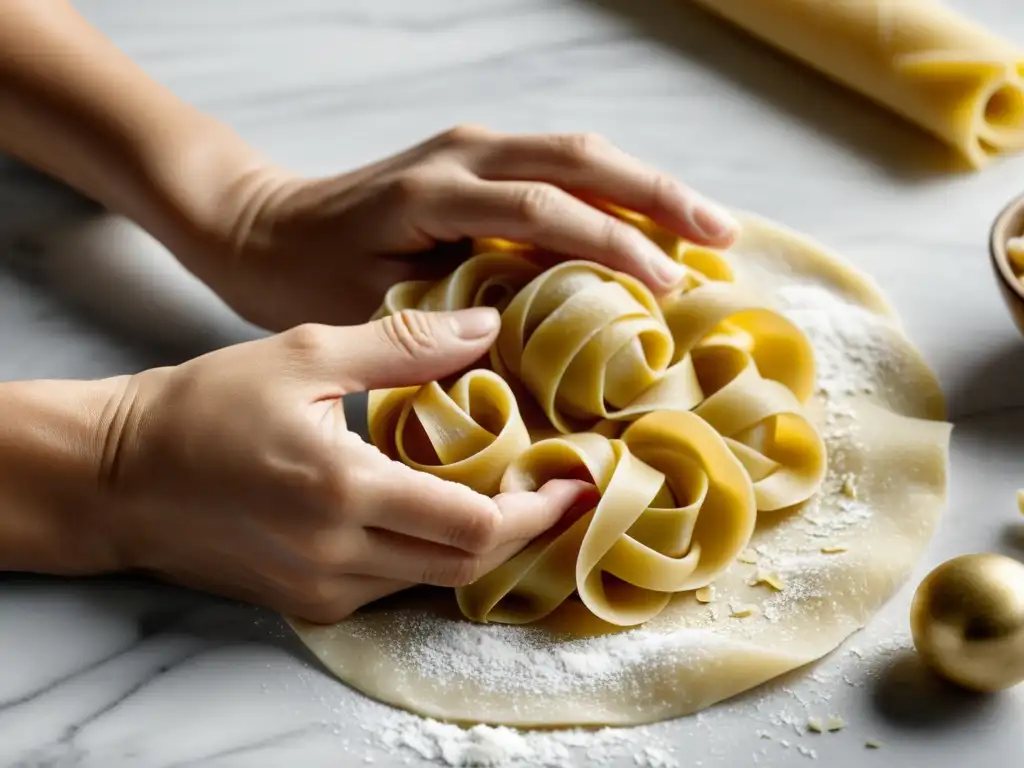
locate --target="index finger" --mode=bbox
[477,132,740,248]
[362,460,502,554]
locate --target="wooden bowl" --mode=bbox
[990,192,1024,336]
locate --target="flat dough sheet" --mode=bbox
[690,0,1024,168]
[290,213,951,727]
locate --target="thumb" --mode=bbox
[337,307,500,392]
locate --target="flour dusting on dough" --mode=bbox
[293,614,918,766]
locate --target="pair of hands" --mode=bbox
[100,126,739,623]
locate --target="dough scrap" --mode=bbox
[290,212,951,728]
[689,0,1024,168]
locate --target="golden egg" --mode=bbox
[910,553,1024,692]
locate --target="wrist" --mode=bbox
[0,0,292,290]
[0,376,131,575]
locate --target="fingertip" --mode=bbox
[537,478,598,506]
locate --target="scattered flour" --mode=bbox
[348,700,681,767]
[305,281,912,766]
[314,618,913,766]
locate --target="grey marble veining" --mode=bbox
[3,1,1024,766]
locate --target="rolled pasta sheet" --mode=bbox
[456,411,757,627]
[690,0,1024,168]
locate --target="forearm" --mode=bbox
[0,0,273,279]
[0,376,126,575]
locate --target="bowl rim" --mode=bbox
[990,191,1024,303]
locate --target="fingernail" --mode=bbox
[449,307,500,339]
[692,198,739,240]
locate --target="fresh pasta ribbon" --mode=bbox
[367,208,827,626]
[456,411,757,626]
[661,283,826,510]
[688,0,1024,169]
[493,260,704,434]
[367,370,530,497]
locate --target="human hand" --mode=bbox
[197,126,739,331]
[98,306,593,623]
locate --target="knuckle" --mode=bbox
[283,322,333,358]
[649,172,681,210]
[514,183,561,226]
[600,215,634,256]
[288,574,339,612]
[387,170,435,206]
[425,555,486,588]
[305,606,352,624]
[322,460,357,502]
[447,507,500,554]
[295,595,354,625]
[437,123,491,148]
[376,309,441,359]
[559,131,607,166]
[305,530,361,572]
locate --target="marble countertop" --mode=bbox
[3,1,1024,766]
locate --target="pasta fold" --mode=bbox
[367,210,825,627]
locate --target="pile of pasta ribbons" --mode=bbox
[367,210,827,628]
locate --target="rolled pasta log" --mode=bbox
[455,411,757,627]
[690,0,1024,167]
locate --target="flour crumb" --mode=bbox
[730,603,759,618]
[841,474,857,499]
[826,715,845,732]
[695,585,716,604]
[806,717,824,734]
[749,569,786,591]
[737,549,758,565]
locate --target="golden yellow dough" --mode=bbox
[290,211,951,727]
[363,213,826,629]
[690,0,1024,168]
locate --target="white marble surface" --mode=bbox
[3,0,1024,766]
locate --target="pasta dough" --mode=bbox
[366,218,826,628]
[290,212,951,727]
[689,0,1024,168]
